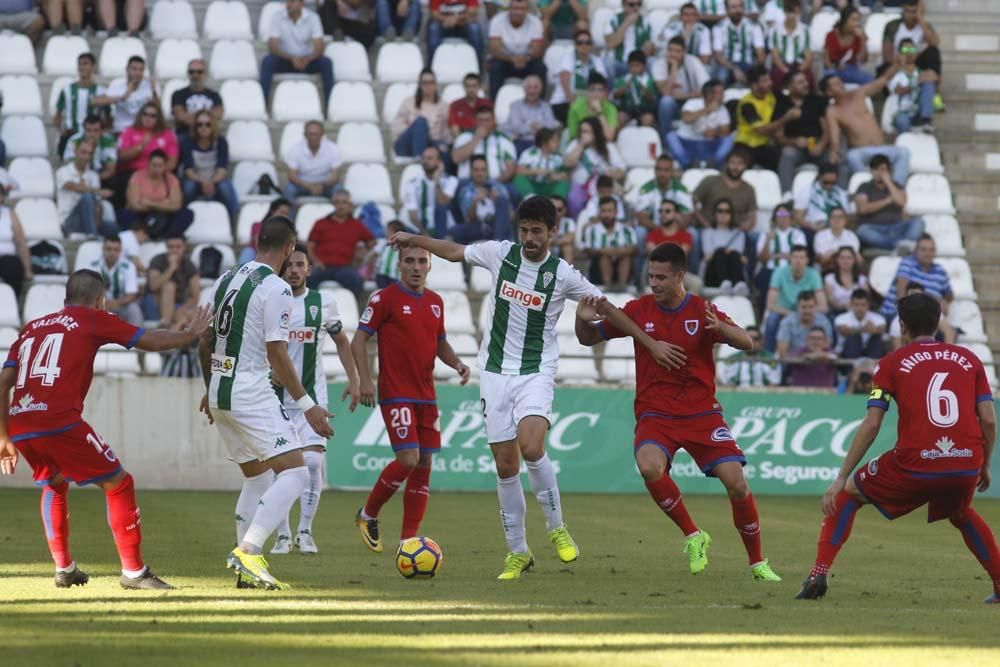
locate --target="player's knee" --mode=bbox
[725,479,750,500]
[396,450,419,472]
[637,460,665,482]
[495,457,520,478]
[949,510,968,527]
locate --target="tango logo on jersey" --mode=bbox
[711,427,733,442]
[684,319,699,335]
[288,327,315,343]
[210,354,236,377]
[9,393,48,416]
[431,304,441,318]
[542,271,554,288]
[309,305,320,320]
[498,280,545,310]
[921,436,974,460]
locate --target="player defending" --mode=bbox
[389,196,684,580]
[351,244,471,552]
[198,217,333,590]
[796,293,1000,602]
[575,243,782,582]
[0,270,212,589]
[270,244,361,555]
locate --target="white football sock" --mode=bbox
[297,450,325,534]
[496,474,528,554]
[235,471,272,544]
[275,471,292,539]
[525,454,564,532]
[242,467,309,553]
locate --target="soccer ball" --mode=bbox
[395,536,443,579]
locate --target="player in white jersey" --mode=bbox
[390,196,686,580]
[198,218,333,590]
[270,245,360,555]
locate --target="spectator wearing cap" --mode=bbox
[549,28,607,126]
[604,0,655,80]
[612,50,659,129]
[854,153,923,253]
[487,0,547,101]
[665,78,733,170]
[652,35,709,134]
[504,74,559,154]
[261,0,334,109]
[428,0,484,62]
[567,71,618,141]
[711,0,765,85]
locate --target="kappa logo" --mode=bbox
[309,305,320,320]
[684,319,699,335]
[431,304,441,318]
[710,427,733,442]
[402,304,412,315]
[644,321,655,332]
[542,271,554,289]
[274,437,289,449]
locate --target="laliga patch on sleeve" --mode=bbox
[360,307,374,324]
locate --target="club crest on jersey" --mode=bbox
[710,427,733,442]
[396,427,409,440]
[431,304,441,318]
[684,319,699,335]
[542,271,554,288]
[498,280,546,310]
[309,305,319,320]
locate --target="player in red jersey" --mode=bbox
[349,244,471,552]
[797,292,1000,602]
[575,242,782,581]
[0,269,212,589]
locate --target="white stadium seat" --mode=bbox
[258,1,285,40]
[203,0,254,40]
[809,9,838,52]
[272,80,322,121]
[381,82,412,125]
[0,284,19,327]
[220,79,268,120]
[8,158,54,199]
[590,8,615,49]
[279,121,306,162]
[791,168,817,208]
[48,75,74,118]
[0,32,36,74]
[329,82,378,123]
[154,39,202,80]
[936,257,976,300]
[441,83,465,105]
[543,40,573,88]
[470,266,492,293]
[73,240,102,271]
[209,39,258,80]
[905,173,955,216]
[150,0,199,39]
[493,83,524,127]
[159,78,186,120]
[226,120,274,161]
[712,295,757,329]
[236,201,271,244]
[23,284,66,322]
[94,347,142,377]
[600,337,634,382]
[0,76,42,116]
[191,243,237,275]
[186,201,234,244]
[617,127,661,169]
[864,12,894,56]
[647,9,672,39]
[425,259,466,291]
[15,198,62,241]
[438,290,475,334]
[327,41,372,82]
[329,287,360,332]
[98,37,146,77]
[724,87,749,104]
[344,164,394,205]
[867,256,899,297]
[922,215,964,257]
[949,300,987,344]
[337,122,386,164]
[295,203,334,241]
[434,333,479,381]
[556,335,597,383]
[0,326,18,351]
[743,168,783,210]
[396,163,424,204]
[375,42,424,84]
[139,242,166,269]
[960,343,998,389]
[624,167,654,198]
[847,170,872,194]
[680,168,717,192]
[42,35,90,76]
[895,132,944,175]
[431,42,479,84]
[232,160,279,198]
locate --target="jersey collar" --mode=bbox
[656,292,690,313]
[397,284,425,298]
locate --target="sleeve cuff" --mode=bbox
[867,400,890,411]
[977,394,994,404]
[2,360,16,369]
[437,334,446,341]
[125,328,145,350]
[357,324,375,335]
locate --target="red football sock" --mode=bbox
[41,481,72,569]
[730,492,764,565]
[645,474,699,536]
[363,459,411,518]
[950,508,1000,594]
[811,490,861,577]
[401,464,432,540]
[105,474,144,573]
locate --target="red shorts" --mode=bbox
[379,402,441,453]
[634,412,746,477]
[853,449,978,523]
[13,421,122,487]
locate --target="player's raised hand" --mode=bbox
[359,378,376,408]
[0,437,18,475]
[822,478,847,516]
[388,231,417,247]
[305,405,334,439]
[978,467,991,493]
[704,303,720,330]
[184,304,214,337]
[650,340,686,370]
[576,294,607,322]
[199,393,214,425]
[342,380,361,413]
[456,361,471,385]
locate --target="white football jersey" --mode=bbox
[278,288,342,409]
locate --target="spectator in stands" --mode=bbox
[735,65,785,172]
[822,6,872,85]
[487,0,547,101]
[889,38,938,133]
[653,36,709,135]
[767,2,813,93]
[578,174,626,226]
[887,281,955,350]
[814,208,861,271]
[64,115,118,195]
[451,107,517,190]
[787,326,838,388]
[711,0,765,85]
[90,235,142,326]
[262,0,334,109]
[283,120,343,202]
[824,244,868,313]
[374,220,404,288]
[452,154,514,243]
[776,290,833,358]
[180,110,238,221]
[764,245,827,351]
[755,203,805,296]
[96,0,144,36]
[612,50,659,129]
[513,127,568,199]
[147,235,200,329]
[0,188,32,295]
[320,0,376,48]
[402,145,458,238]
[392,68,452,160]
[823,63,911,186]
[773,70,829,194]
[56,140,116,238]
[665,79,733,170]
[604,0,655,80]
[376,0,421,40]
[645,199,692,255]
[699,197,749,292]
[539,0,587,42]
[549,29,607,126]
[880,232,952,319]
[306,189,377,295]
[747,0,782,28]
[504,74,559,153]
[581,195,637,289]
[567,72,619,141]
[550,195,576,262]
[718,325,782,387]
[697,0,726,23]
[449,73,493,138]
[0,0,44,43]
[564,117,626,216]
[239,198,291,264]
[854,153,923,253]
[118,218,150,273]
[882,0,942,108]
[794,162,849,232]
[119,149,193,239]
[170,59,224,137]
[633,155,693,230]
[659,3,712,66]
[692,147,756,232]
[93,55,158,135]
[428,0,483,63]
[835,288,886,360]
[117,102,179,176]
[54,53,99,158]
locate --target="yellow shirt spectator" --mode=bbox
[736,91,776,148]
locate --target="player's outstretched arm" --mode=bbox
[594,298,687,370]
[976,401,996,492]
[822,407,885,516]
[350,329,377,408]
[0,368,18,475]
[437,339,471,385]
[574,298,605,347]
[389,230,466,263]
[268,341,334,439]
[134,304,214,352]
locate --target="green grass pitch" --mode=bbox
[2,488,1000,666]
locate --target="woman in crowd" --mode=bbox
[180,110,239,221]
[824,244,870,314]
[563,117,625,217]
[823,6,873,84]
[119,149,193,238]
[700,197,749,291]
[0,188,33,296]
[391,67,451,160]
[114,102,179,208]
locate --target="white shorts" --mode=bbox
[215,400,306,464]
[479,370,554,444]
[287,406,329,448]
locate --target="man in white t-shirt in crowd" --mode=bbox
[93,55,158,134]
[664,79,734,169]
[487,0,546,100]
[452,107,518,198]
[89,235,143,326]
[834,288,886,360]
[282,120,343,203]
[56,141,116,238]
[402,145,458,239]
[659,3,712,66]
[118,219,151,274]
[812,206,860,271]
[653,35,710,132]
[261,0,334,109]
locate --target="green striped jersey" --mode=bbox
[88,257,138,300]
[632,178,693,223]
[517,146,564,183]
[56,81,99,133]
[767,21,809,65]
[608,12,653,63]
[581,222,637,250]
[375,242,400,280]
[465,241,602,376]
[276,289,342,410]
[207,261,293,411]
[711,18,765,65]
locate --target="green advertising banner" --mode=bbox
[325,385,1000,497]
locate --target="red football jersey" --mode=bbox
[358,283,445,404]
[599,293,732,419]
[869,340,993,474]
[4,306,143,441]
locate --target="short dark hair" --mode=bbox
[727,145,752,165]
[680,2,696,11]
[901,0,918,7]
[103,234,122,244]
[904,282,926,295]
[790,244,809,255]
[747,65,769,85]
[850,288,870,302]
[596,174,614,190]
[897,292,941,338]
[828,205,847,218]
[668,36,685,49]
[587,71,608,88]
[797,290,817,303]
[702,78,722,95]
[131,219,151,235]
[65,269,106,305]
[516,195,558,230]
[818,74,836,95]
[898,37,916,50]
[256,216,297,251]
[819,162,837,177]
[164,233,185,243]
[534,126,557,148]
[627,49,647,65]
[475,106,494,117]
[869,153,891,170]
[127,55,145,67]
[470,154,488,168]
[647,243,687,271]
[809,326,828,336]
[148,149,167,162]
[78,52,96,65]
[266,197,292,217]
[386,219,406,233]
[599,195,617,209]
[917,232,934,244]
[574,28,591,41]
[463,72,480,84]
[83,113,102,126]
[783,67,806,89]
[293,242,309,257]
